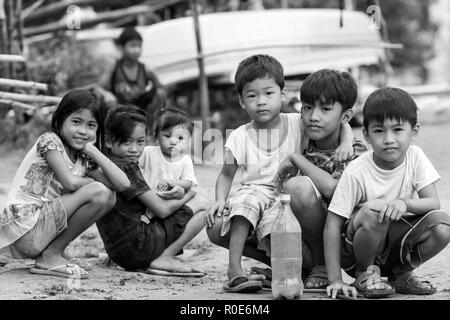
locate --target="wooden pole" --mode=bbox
[0,0,6,87]
[0,91,61,104]
[0,99,36,111]
[191,0,210,130]
[6,0,14,77]
[0,78,48,91]
[0,54,26,62]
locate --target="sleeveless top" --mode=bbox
[110,59,149,104]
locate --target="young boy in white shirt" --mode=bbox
[324,87,450,299]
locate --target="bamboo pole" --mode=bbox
[0,98,36,111]
[0,54,25,62]
[191,0,210,130]
[0,78,48,91]
[6,0,14,77]
[0,91,61,104]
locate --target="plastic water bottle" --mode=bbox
[271,194,304,300]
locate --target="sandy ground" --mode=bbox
[0,123,449,300]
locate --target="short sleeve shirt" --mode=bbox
[224,113,304,187]
[0,132,89,250]
[328,145,441,220]
[96,157,150,254]
[139,146,198,190]
[303,139,368,179]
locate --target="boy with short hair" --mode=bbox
[324,87,450,299]
[205,56,354,293]
[274,69,368,290]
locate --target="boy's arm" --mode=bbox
[336,123,354,162]
[138,188,196,219]
[324,212,358,299]
[205,150,238,227]
[407,183,441,214]
[366,184,440,223]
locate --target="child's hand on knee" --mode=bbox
[378,199,408,223]
[205,201,225,228]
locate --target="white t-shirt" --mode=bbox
[328,145,441,219]
[225,113,304,188]
[139,146,198,190]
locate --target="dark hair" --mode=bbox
[234,54,285,95]
[117,27,142,46]
[51,89,106,150]
[105,104,148,145]
[300,69,358,112]
[363,87,418,130]
[153,106,194,138]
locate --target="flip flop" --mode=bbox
[30,263,89,279]
[223,276,262,293]
[145,265,206,278]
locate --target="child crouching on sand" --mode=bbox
[0,89,130,279]
[325,87,450,299]
[96,105,207,277]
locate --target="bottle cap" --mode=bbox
[280,194,290,202]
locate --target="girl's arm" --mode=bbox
[46,150,95,192]
[138,188,196,219]
[84,142,130,192]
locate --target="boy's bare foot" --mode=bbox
[149,255,204,274]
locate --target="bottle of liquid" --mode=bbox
[271,194,304,300]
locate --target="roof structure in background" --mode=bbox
[76,8,400,86]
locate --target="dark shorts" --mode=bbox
[109,205,193,271]
[340,210,450,277]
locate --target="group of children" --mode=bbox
[1,50,449,299]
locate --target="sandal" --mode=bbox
[304,265,329,289]
[223,276,262,293]
[352,265,395,298]
[389,272,436,295]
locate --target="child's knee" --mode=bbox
[356,206,388,232]
[88,182,115,207]
[285,176,318,205]
[428,223,450,245]
[206,223,223,245]
[195,195,210,212]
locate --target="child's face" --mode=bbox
[157,125,191,159]
[122,39,142,61]
[301,101,352,143]
[239,77,285,127]
[60,108,98,152]
[363,118,419,170]
[109,123,146,162]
